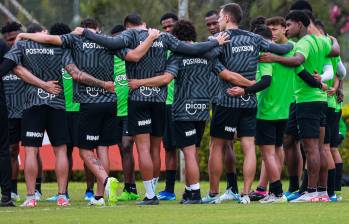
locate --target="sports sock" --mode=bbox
[209,192,218,198]
[256,186,267,192]
[86,187,94,193]
[11,179,18,194]
[164,170,176,194]
[94,196,103,200]
[335,163,343,192]
[144,180,155,199]
[125,183,137,194]
[317,186,327,193]
[35,177,42,194]
[288,176,299,192]
[327,169,336,197]
[152,177,159,192]
[226,172,238,193]
[190,183,201,200]
[190,183,200,191]
[299,170,308,194]
[307,187,316,193]
[269,180,283,197]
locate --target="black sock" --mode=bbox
[299,170,308,194]
[335,163,343,191]
[288,176,299,192]
[35,177,42,194]
[327,169,336,197]
[164,170,176,194]
[191,189,201,200]
[125,183,137,194]
[226,172,238,193]
[307,187,316,193]
[86,188,94,193]
[94,196,103,200]
[269,180,283,197]
[256,186,267,192]
[317,186,326,192]
[11,180,18,194]
[103,177,108,187]
[209,192,218,197]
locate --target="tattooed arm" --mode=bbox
[65,64,115,93]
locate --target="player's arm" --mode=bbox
[328,37,340,57]
[260,36,293,55]
[13,65,62,94]
[319,64,334,82]
[226,73,271,96]
[128,73,173,90]
[328,75,340,97]
[16,33,62,46]
[82,28,128,50]
[65,64,114,92]
[337,60,347,80]
[218,70,255,87]
[0,58,17,78]
[260,52,304,67]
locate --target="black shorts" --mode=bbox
[174,121,206,148]
[8,118,21,145]
[256,119,287,147]
[296,102,327,139]
[78,102,121,149]
[66,111,79,148]
[210,106,256,140]
[163,105,176,150]
[324,107,336,144]
[119,116,131,137]
[285,103,298,138]
[128,100,166,137]
[330,111,342,148]
[21,105,69,147]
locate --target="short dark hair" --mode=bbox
[250,16,266,31]
[49,23,71,35]
[172,20,197,42]
[80,18,99,29]
[253,25,272,40]
[160,12,178,23]
[221,3,243,24]
[290,0,313,12]
[315,19,326,34]
[266,16,286,28]
[124,13,143,27]
[285,10,310,27]
[1,22,22,34]
[110,25,126,35]
[302,10,315,23]
[205,10,218,18]
[26,23,43,33]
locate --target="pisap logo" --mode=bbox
[37,88,56,100]
[115,74,127,86]
[86,87,106,97]
[139,86,161,97]
[185,101,208,115]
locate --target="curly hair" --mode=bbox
[172,20,197,42]
[1,22,22,34]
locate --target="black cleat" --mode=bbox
[0,199,16,207]
[136,196,159,206]
[179,189,191,204]
[182,199,202,204]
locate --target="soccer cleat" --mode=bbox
[57,195,70,207]
[259,194,288,204]
[105,177,119,205]
[290,192,319,203]
[286,191,302,202]
[34,190,42,201]
[214,189,240,204]
[179,190,191,204]
[0,199,15,207]
[249,190,268,201]
[117,191,140,201]
[46,194,58,202]
[20,198,37,207]
[11,192,20,202]
[318,191,330,202]
[202,193,219,204]
[136,196,159,206]
[239,195,251,204]
[182,190,202,204]
[84,191,94,201]
[157,191,176,201]
[88,197,105,206]
[329,194,338,202]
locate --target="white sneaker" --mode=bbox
[11,192,20,202]
[259,194,288,204]
[88,197,105,206]
[34,190,42,201]
[290,192,319,203]
[20,196,37,207]
[214,189,240,204]
[239,195,251,204]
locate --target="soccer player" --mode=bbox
[157,12,179,201]
[204,9,239,203]
[203,3,294,204]
[110,24,140,201]
[76,13,229,205]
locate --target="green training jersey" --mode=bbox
[165,50,174,105]
[62,70,80,112]
[256,61,273,119]
[294,34,329,104]
[114,56,127,117]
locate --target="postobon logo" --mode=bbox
[115,74,127,86]
[185,102,207,115]
[86,87,106,97]
[37,88,56,100]
[139,86,161,97]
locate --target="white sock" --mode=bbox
[144,180,155,199]
[152,177,159,192]
[190,183,200,191]
[185,185,191,191]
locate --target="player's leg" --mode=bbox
[84,163,95,200]
[8,119,21,202]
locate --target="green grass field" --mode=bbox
[1,181,349,224]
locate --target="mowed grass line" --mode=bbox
[0,182,348,224]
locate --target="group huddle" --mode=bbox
[0,0,347,207]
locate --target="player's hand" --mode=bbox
[148,28,160,40]
[128,79,141,90]
[249,80,256,86]
[313,70,322,82]
[259,53,277,62]
[43,81,62,95]
[327,87,336,96]
[226,87,245,96]
[336,87,344,103]
[103,81,115,93]
[214,32,230,45]
[321,83,328,91]
[15,33,26,43]
[71,27,85,36]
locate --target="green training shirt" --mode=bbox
[114,56,127,117]
[256,61,273,120]
[62,70,80,112]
